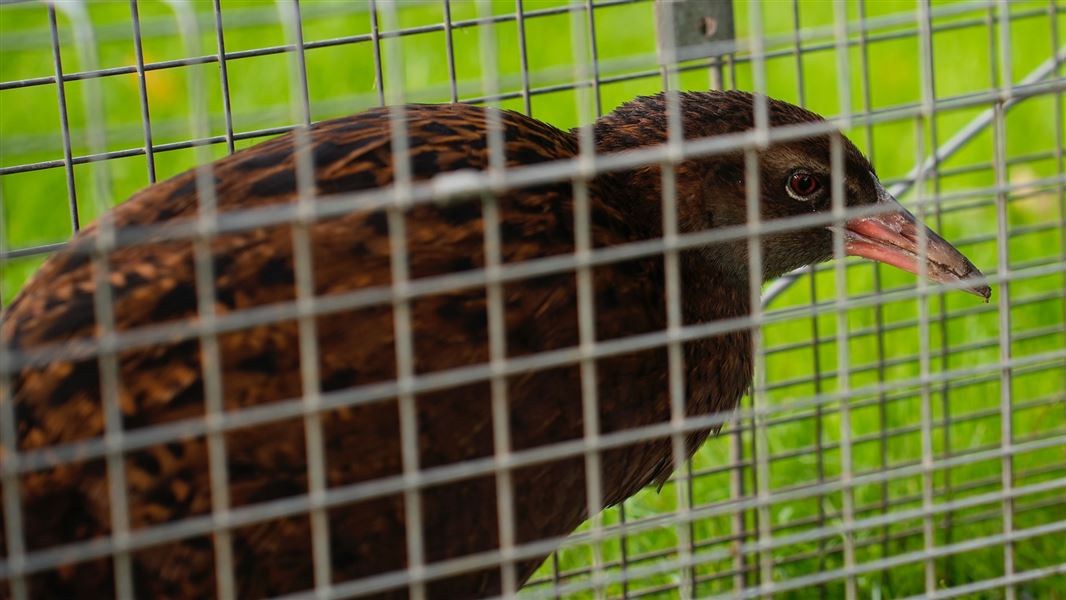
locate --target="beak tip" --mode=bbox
[964,270,991,302]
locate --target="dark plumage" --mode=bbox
[0,91,988,599]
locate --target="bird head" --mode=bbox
[591,90,991,300]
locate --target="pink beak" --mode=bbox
[841,179,991,301]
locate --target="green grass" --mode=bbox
[2,1,1065,598]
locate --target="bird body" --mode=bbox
[0,92,986,599]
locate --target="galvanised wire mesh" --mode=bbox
[0,0,1064,598]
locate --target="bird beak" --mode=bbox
[838,179,991,301]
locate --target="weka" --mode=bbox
[0,91,989,599]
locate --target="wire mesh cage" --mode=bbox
[1,0,1064,599]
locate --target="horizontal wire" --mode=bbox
[534,468,1066,591]
[539,517,1066,600]
[764,287,1061,359]
[1,4,1054,163]
[725,391,1066,474]
[3,248,1065,482]
[0,0,644,91]
[5,145,1061,266]
[3,258,1064,483]
[2,73,1062,272]
[4,0,1055,98]
[4,51,1062,181]
[765,316,1062,394]
[763,353,1061,434]
[557,429,1066,560]
[2,403,1063,583]
[4,69,1061,279]
[336,475,1066,600]
[4,168,1063,375]
[903,563,1066,600]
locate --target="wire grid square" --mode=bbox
[1,0,1065,599]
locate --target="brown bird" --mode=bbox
[0,91,988,599]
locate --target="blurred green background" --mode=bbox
[1,0,1065,598]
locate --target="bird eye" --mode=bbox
[786,171,821,201]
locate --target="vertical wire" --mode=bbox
[998,0,1015,93]
[569,1,605,596]
[745,3,774,597]
[617,497,630,600]
[728,419,747,595]
[920,3,960,583]
[994,95,1017,600]
[584,0,602,117]
[728,51,737,92]
[551,552,562,599]
[726,36,749,582]
[920,6,957,583]
[656,2,693,595]
[790,5,827,597]
[744,146,773,598]
[743,6,768,588]
[913,114,938,597]
[981,16,1006,588]
[703,12,728,599]
[832,0,852,128]
[275,0,333,594]
[774,0,813,340]
[482,184,516,595]
[1051,1,1066,413]
[831,4,856,598]
[0,182,27,600]
[284,0,313,128]
[749,3,768,134]
[48,5,80,234]
[684,453,697,595]
[55,3,132,596]
[994,3,1016,598]
[791,0,806,110]
[508,18,533,583]
[719,35,746,597]
[708,38,747,598]
[915,1,937,594]
[212,0,236,155]
[161,2,236,597]
[128,0,156,184]
[378,3,423,598]
[0,9,89,593]
[708,49,723,92]
[369,0,386,108]
[854,1,891,590]
[618,0,640,572]
[914,116,938,596]
[829,132,856,600]
[475,2,517,595]
[515,0,532,116]
[442,0,458,104]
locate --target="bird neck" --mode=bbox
[591,168,754,327]
[679,251,755,325]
